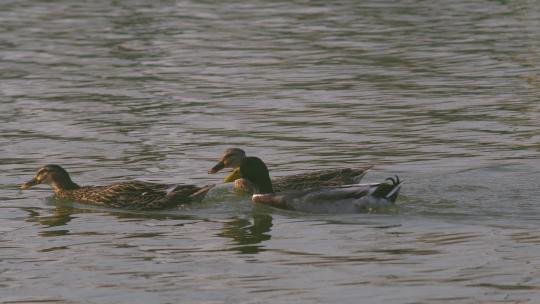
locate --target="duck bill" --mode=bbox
[208,161,225,174]
[224,168,242,183]
[20,178,40,190]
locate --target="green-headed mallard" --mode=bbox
[20,164,204,210]
[209,148,403,212]
[208,148,372,194]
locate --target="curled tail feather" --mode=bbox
[372,176,403,203]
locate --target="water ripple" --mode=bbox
[1,0,539,303]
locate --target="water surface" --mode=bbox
[1,0,539,303]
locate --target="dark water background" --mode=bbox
[1,0,539,303]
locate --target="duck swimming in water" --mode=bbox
[208,148,372,194]
[20,164,203,210]
[209,149,402,213]
[252,177,403,213]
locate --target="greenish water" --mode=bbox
[1,0,539,303]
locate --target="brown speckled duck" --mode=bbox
[20,164,204,210]
[208,148,372,194]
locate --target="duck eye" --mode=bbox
[36,169,49,179]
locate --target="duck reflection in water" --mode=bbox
[218,213,273,254]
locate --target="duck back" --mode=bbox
[55,181,200,210]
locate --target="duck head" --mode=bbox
[208,148,246,174]
[208,148,274,194]
[20,164,79,192]
[236,156,274,194]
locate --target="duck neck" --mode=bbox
[240,156,274,194]
[51,178,80,193]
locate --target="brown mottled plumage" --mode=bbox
[209,148,372,194]
[272,168,371,192]
[20,165,202,210]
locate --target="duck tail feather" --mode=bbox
[353,171,368,184]
[372,176,404,203]
[385,180,404,200]
[352,165,374,184]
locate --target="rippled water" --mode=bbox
[1,0,539,303]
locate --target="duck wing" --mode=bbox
[253,176,403,214]
[252,184,372,211]
[72,181,200,210]
[282,184,372,206]
[272,167,372,192]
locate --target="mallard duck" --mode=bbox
[252,177,403,213]
[208,148,372,193]
[209,149,403,212]
[20,164,203,210]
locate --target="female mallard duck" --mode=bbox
[20,164,204,210]
[209,149,402,213]
[208,148,372,193]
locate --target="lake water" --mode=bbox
[1,0,539,303]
